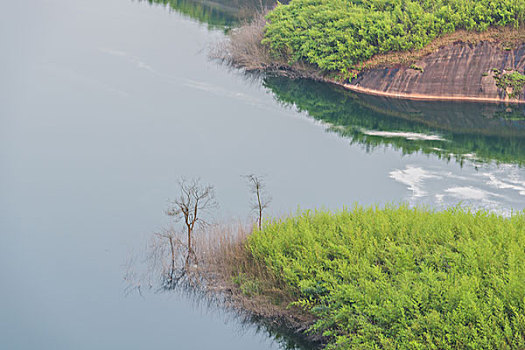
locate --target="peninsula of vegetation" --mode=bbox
[193,205,525,349]
[203,205,524,349]
[218,0,525,102]
[249,206,525,349]
[148,179,525,349]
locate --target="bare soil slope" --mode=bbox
[345,42,525,103]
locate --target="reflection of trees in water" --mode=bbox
[124,227,320,350]
[123,225,199,294]
[141,0,280,28]
[125,178,217,291]
[263,76,525,166]
[123,178,320,350]
[139,0,523,165]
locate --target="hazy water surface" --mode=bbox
[1,0,524,349]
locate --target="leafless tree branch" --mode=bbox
[166,178,218,267]
[243,174,271,230]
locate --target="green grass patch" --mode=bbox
[263,0,525,75]
[248,205,525,349]
[494,70,525,99]
[233,272,263,297]
[409,64,425,73]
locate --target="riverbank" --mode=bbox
[196,206,525,349]
[344,40,525,104]
[193,223,327,348]
[214,4,525,103]
[341,81,525,105]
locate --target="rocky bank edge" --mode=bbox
[344,41,525,103]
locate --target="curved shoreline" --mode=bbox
[336,41,525,104]
[340,82,525,104]
[218,11,525,105]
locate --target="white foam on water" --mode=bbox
[363,130,446,141]
[485,173,525,196]
[390,165,441,198]
[388,164,524,216]
[444,186,500,201]
[100,48,157,73]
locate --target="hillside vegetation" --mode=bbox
[262,0,525,75]
[248,206,525,349]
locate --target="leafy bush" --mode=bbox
[409,64,424,72]
[494,70,525,99]
[262,0,525,74]
[248,205,525,349]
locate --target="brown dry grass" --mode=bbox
[211,13,273,71]
[210,12,323,79]
[194,222,319,335]
[360,26,525,70]
[124,220,321,345]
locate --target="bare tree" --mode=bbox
[244,174,271,230]
[166,178,218,267]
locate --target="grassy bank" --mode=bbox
[217,206,525,349]
[214,0,525,82]
[263,0,525,77]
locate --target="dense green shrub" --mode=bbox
[494,70,525,98]
[249,205,525,349]
[262,0,525,74]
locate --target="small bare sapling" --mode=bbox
[244,174,271,230]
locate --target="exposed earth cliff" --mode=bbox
[345,41,525,103]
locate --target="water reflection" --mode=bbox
[129,0,525,346]
[263,76,525,166]
[142,0,278,28]
[125,228,321,350]
[141,0,525,167]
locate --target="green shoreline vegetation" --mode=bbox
[228,205,525,349]
[262,0,525,77]
[493,69,525,99]
[149,186,525,349]
[213,0,525,101]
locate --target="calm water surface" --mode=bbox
[1,0,524,349]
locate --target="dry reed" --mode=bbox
[210,12,324,79]
[193,221,323,344]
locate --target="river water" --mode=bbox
[1,0,524,349]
